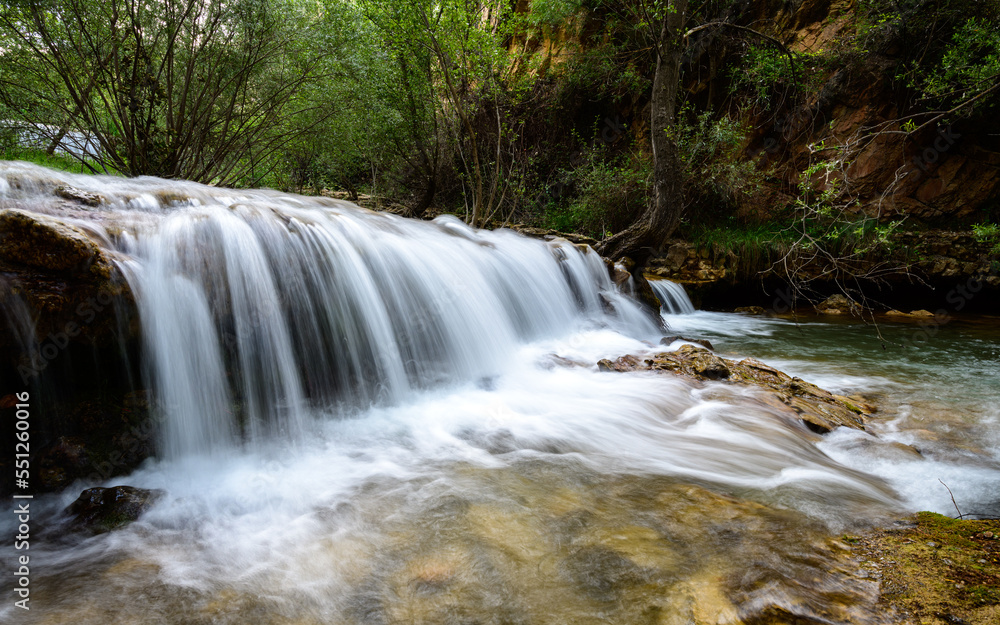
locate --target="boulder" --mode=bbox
[0,209,107,274]
[660,336,715,350]
[815,294,863,315]
[66,485,164,532]
[599,346,871,432]
[36,436,92,491]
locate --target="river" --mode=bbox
[1,162,997,624]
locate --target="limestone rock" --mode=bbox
[55,185,105,207]
[0,208,106,274]
[600,346,870,432]
[815,294,863,315]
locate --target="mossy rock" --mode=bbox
[599,345,871,432]
[857,512,1000,625]
[66,485,164,533]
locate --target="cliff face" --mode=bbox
[743,0,1000,225]
[514,0,998,227]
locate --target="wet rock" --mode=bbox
[598,355,643,372]
[641,344,730,380]
[734,306,767,314]
[561,546,648,602]
[35,436,92,491]
[815,293,863,315]
[660,335,715,350]
[885,308,941,320]
[66,485,164,532]
[602,346,870,432]
[0,208,108,274]
[55,185,105,207]
[610,262,632,289]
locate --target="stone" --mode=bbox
[66,485,164,532]
[0,208,104,273]
[599,347,869,432]
[36,436,92,491]
[815,294,863,315]
[734,306,766,314]
[665,244,688,271]
[660,336,715,350]
[55,185,105,207]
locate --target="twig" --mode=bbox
[939,479,964,519]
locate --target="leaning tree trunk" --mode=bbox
[598,0,688,267]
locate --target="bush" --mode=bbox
[543,144,651,238]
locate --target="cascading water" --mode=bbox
[119,203,661,457]
[2,162,999,625]
[2,162,657,457]
[649,278,696,314]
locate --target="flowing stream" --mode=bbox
[1,162,998,624]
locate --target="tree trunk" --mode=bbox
[411,176,436,218]
[598,0,688,266]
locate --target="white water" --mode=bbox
[649,279,695,314]
[2,162,998,623]
[659,308,1000,518]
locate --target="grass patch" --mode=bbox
[0,147,101,174]
[857,512,1000,624]
[682,222,796,280]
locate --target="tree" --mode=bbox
[597,0,688,265]
[360,0,510,226]
[0,0,335,184]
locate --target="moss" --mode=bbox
[857,513,1000,624]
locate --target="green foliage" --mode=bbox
[857,0,1000,119]
[917,17,1000,110]
[526,0,584,27]
[559,44,648,101]
[685,222,794,280]
[728,47,832,104]
[0,147,95,174]
[972,222,1000,254]
[0,0,340,184]
[543,143,651,238]
[673,108,758,214]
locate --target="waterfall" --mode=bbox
[0,162,659,456]
[649,279,695,314]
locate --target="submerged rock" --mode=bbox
[885,308,938,319]
[600,345,871,432]
[66,485,164,532]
